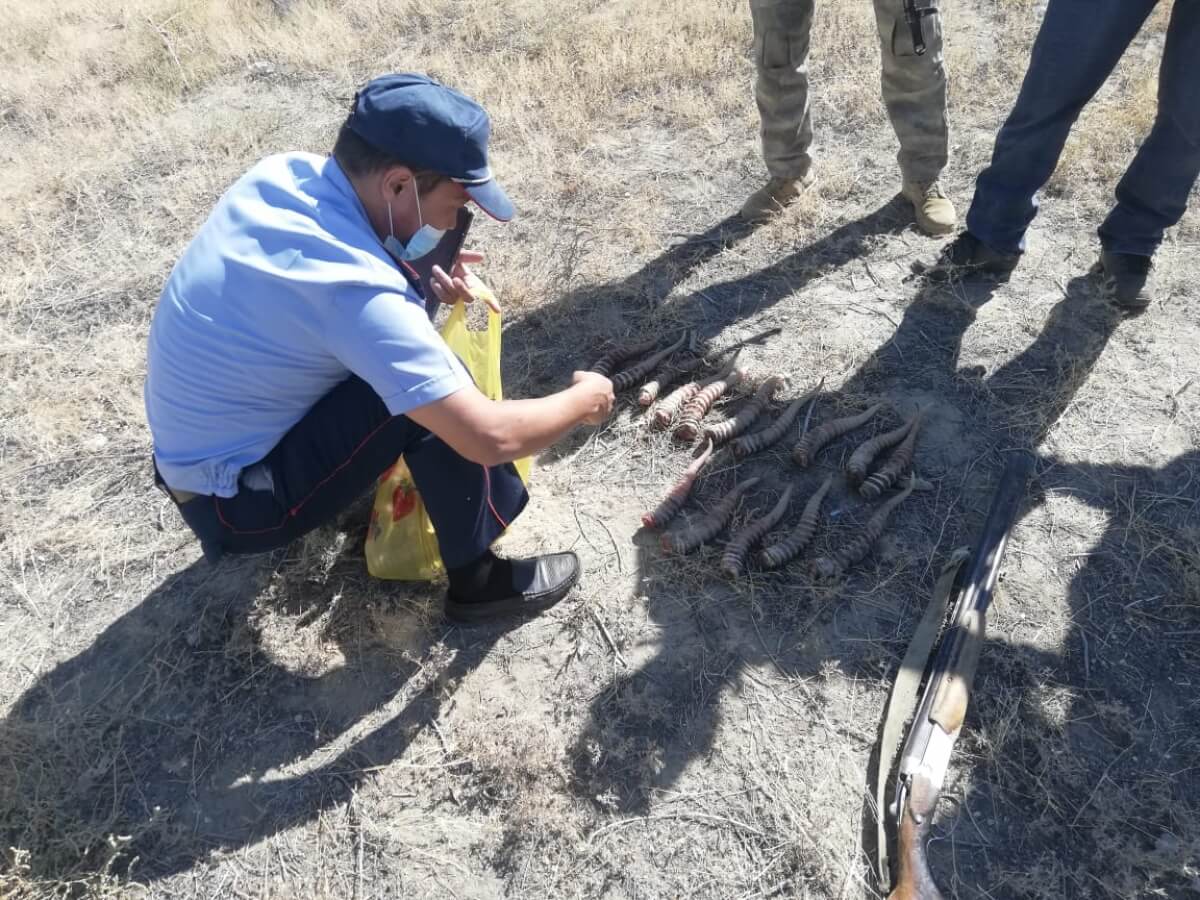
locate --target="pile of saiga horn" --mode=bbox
[646,385,928,580]
[587,331,930,581]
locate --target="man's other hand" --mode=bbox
[571,371,615,425]
[430,250,502,314]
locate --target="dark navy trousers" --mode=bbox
[966,0,1200,256]
[162,376,528,569]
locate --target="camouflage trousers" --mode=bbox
[750,0,949,183]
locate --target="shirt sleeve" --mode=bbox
[324,289,472,416]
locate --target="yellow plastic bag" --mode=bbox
[366,293,531,581]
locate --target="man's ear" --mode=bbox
[381,165,415,198]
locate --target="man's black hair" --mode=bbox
[333,119,443,190]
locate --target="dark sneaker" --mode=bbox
[926,231,1020,281]
[1095,249,1153,311]
[445,551,580,623]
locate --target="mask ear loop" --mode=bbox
[385,174,422,241]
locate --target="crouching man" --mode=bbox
[144,73,614,622]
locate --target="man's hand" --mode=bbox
[571,370,615,425]
[430,250,502,314]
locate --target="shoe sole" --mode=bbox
[925,259,1017,283]
[915,216,957,236]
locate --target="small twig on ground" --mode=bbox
[798,379,824,440]
[571,506,601,555]
[591,609,628,668]
[430,718,453,756]
[145,16,191,90]
[348,791,364,900]
[1071,744,1132,827]
[590,512,624,573]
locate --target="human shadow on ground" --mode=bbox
[0,549,518,882]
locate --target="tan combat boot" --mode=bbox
[740,172,816,223]
[903,180,957,236]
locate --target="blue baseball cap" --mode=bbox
[346,73,514,222]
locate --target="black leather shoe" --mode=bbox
[1095,249,1153,311]
[927,231,1020,281]
[445,551,580,623]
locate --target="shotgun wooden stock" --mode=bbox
[888,773,944,900]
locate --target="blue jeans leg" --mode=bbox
[1098,0,1200,256]
[966,0,1157,254]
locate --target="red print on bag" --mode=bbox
[391,482,418,521]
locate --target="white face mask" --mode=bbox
[382,177,447,263]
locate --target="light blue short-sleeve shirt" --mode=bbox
[144,152,470,498]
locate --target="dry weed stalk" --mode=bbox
[759,475,833,569]
[712,326,783,355]
[730,378,824,458]
[641,439,715,529]
[792,402,884,468]
[721,484,794,578]
[661,477,761,555]
[590,334,662,377]
[860,407,927,499]
[846,416,913,485]
[703,375,785,445]
[812,474,916,580]
[612,332,688,391]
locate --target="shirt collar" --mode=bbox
[324,156,371,224]
[324,156,424,298]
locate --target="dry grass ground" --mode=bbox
[1,1,1198,898]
